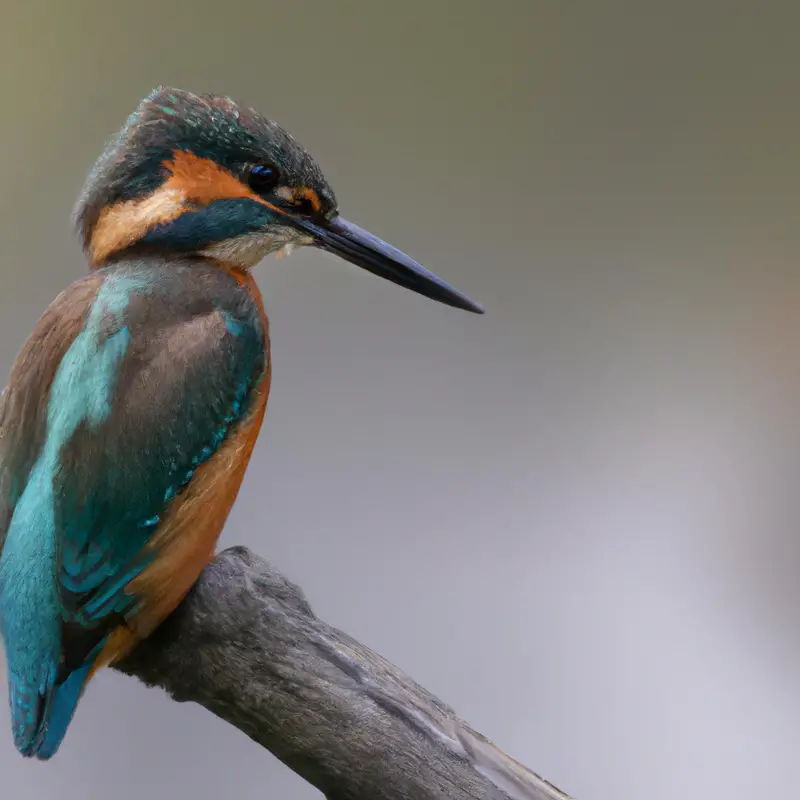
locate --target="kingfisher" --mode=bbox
[0,86,482,760]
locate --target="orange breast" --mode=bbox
[94,271,271,671]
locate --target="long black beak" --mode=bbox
[289,214,484,314]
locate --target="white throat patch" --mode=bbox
[198,227,313,269]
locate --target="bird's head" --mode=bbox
[74,86,482,313]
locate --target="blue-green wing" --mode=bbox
[53,265,266,654]
[0,262,266,757]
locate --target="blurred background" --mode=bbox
[1,2,799,798]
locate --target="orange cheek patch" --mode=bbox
[163,149,259,206]
[88,150,291,266]
[90,186,186,265]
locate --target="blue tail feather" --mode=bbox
[8,656,96,760]
[34,661,94,760]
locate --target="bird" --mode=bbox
[0,86,482,760]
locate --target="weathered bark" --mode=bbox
[116,546,572,800]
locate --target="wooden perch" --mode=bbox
[116,546,572,800]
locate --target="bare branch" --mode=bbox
[116,547,572,800]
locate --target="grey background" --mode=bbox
[1,2,799,798]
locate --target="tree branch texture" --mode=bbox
[116,547,572,800]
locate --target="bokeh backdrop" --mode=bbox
[1,2,799,799]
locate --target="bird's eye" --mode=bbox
[247,163,280,193]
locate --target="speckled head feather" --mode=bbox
[71,86,484,309]
[73,86,337,254]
